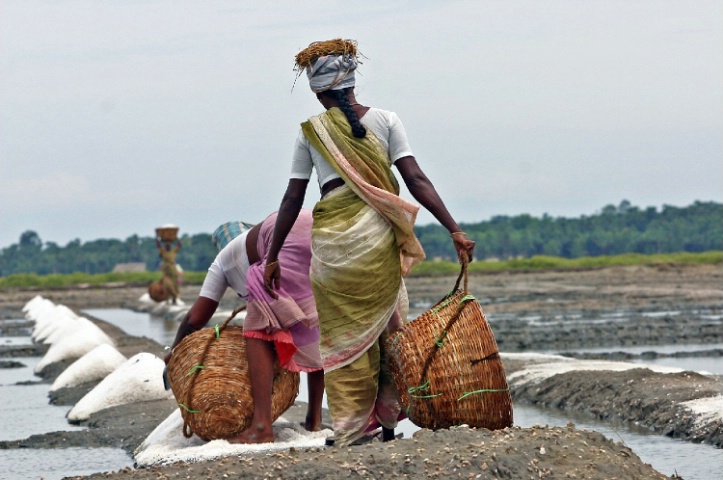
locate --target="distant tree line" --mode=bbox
[1,200,720,276]
[417,200,722,261]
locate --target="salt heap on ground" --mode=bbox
[35,319,115,373]
[51,344,127,392]
[67,352,174,422]
[22,295,48,313]
[29,302,77,342]
[134,409,331,467]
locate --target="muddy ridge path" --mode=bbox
[1,263,721,480]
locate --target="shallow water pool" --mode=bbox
[0,447,133,480]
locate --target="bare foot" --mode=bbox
[227,423,274,444]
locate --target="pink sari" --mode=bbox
[243,209,322,373]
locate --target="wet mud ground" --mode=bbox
[0,263,721,479]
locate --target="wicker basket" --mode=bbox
[156,226,179,242]
[167,307,300,440]
[386,258,513,430]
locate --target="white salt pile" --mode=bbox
[22,295,49,313]
[134,409,331,467]
[42,316,99,345]
[67,352,173,422]
[30,303,79,343]
[35,322,115,373]
[51,344,127,392]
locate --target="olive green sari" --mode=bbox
[302,108,423,445]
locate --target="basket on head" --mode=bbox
[156,226,179,243]
[166,307,300,441]
[386,256,513,430]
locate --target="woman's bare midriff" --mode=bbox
[321,177,345,198]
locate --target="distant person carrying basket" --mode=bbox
[263,39,475,446]
[155,235,182,304]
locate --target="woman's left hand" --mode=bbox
[451,232,475,263]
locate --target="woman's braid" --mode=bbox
[333,89,367,138]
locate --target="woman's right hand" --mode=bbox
[263,261,280,299]
[451,232,475,264]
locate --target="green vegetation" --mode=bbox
[1,200,720,277]
[417,200,722,261]
[1,251,719,290]
[412,251,722,276]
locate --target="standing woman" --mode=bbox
[156,237,182,304]
[264,39,475,446]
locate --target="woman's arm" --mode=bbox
[164,296,219,363]
[395,156,475,261]
[264,178,309,297]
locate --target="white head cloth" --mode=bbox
[306,54,357,93]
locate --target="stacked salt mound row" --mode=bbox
[51,344,127,391]
[28,301,116,374]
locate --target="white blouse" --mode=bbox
[289,108,414,189]
[198,229,251,301]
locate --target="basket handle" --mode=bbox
[414,255,473,420]
[452,251,470,295]
[179,304,247,438]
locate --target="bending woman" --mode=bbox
[264,39,475,446]
[165,209,324,444]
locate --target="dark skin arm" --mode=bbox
[395,156,475,261]
[164,295,219,364]
[263,178,309,298]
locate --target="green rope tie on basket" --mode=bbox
[214,324,220,338]
[187,364,206,376]
[457,387,510,401]
[458,294,476,305]
[430,292,458,316]
[408,379,443,399]
[177,402,200,414]
[433,294,477,348]
[435,330,448,348]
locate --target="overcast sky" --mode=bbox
[1,1,721,249]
